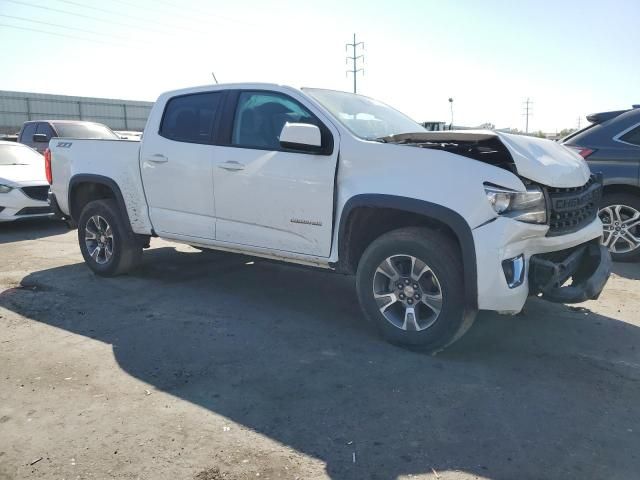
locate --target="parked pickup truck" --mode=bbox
[47,83,611,351]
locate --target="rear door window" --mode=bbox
[36,122,56,140]
[159,92,223,144]
[20,123,37,143]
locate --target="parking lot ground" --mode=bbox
[1,219,640,480]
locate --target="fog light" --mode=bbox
[502,255,525,288]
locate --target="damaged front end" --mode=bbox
[380,129,591,189]
[529,240,612,304]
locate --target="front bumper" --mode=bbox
[473,216,607,313]
[0,186,52,222]
[529,241,611,303]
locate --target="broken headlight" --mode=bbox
[484,183,547,224]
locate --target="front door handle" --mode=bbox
[218,160,245,171]
[148,154,168,163]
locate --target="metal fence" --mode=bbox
[0,90,154,134]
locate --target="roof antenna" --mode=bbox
[211,72,219,84]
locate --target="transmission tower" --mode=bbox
[346,33,364,93]
[522,98,533,133]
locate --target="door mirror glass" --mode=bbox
[32,133,49,142]
[279,123,322,152]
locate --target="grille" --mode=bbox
[546,175,601,237]
[15,206,51,216]
[21,186,49,202]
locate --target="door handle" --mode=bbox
[148,154,168,163]
[218,160,245,171]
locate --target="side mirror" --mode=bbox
[33,133,49,143]
[279,123,322,152]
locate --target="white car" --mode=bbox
[48,83,611,351]
[0,141,51,222]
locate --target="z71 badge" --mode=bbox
[56,142,73,148]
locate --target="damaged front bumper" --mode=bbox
[529,240,611,304]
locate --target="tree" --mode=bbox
[558,128,577,139]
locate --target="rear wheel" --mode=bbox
[599,193,640,262]
[356,227,476,352]
[78,199,142,276]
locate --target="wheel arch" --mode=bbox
[602,183,640,200]
[68,174,130,225]
[335,194,478,310]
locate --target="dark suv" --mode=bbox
[563,106,640,262]
[18,120,119,154]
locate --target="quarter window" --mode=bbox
[232,92,316,150]
[619,126,640,146]
[160,92,222,144]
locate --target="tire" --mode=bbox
[356,227,476,352]
[77,199,142,276]
[599,193,640,262]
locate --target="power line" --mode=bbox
[0,23,128,47]
[53,0,211,35]
[346,33,364,94]
[522,97,533,133]
[0,13,130,42]
[4,0,169,36]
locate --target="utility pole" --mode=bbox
[346,33,364,93]
[522,98,533,133]
[448,97,454,130]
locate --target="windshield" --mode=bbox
[54,122,119,139]
[0,143,43,166]
[304,88,426,140]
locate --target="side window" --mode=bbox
[160,92,222,144]
[20,123,36,143]
[232,91,316,150]
[619,126,640,146]
[36,123,56,139]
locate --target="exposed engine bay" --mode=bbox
[379,131,517,173]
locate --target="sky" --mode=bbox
[0,0,638,132]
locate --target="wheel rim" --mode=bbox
[372,254,443,332]
[84,215,114,265]
[599,204,640,254]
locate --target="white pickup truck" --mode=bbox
[47,83,611,351]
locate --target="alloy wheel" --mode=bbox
[84,215,114,265]
[372,254,443,332]
[600,204,640,254]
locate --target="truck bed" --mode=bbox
[49,138,154,234]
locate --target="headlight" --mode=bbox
[0,184,13,193]
[484,183,547,224]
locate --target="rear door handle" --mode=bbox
[218,160,245,171]
[148,154,168,163]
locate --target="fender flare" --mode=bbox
[336,194,478,310]
[68,174,130,225]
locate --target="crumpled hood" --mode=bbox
[0,162,48,186]
[384,130,591,188]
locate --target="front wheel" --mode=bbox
[599,193,640,262]
[78,199,142,276]
[355,227,476,352]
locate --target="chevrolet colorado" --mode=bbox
[47,83,611,351]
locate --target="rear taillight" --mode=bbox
[44,148,52,184]
[567,145,595,159]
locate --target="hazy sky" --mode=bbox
[0,0,638,131]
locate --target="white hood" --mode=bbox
[0,162,48,187]
[385,130,591,188]
[492,131,590,188]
